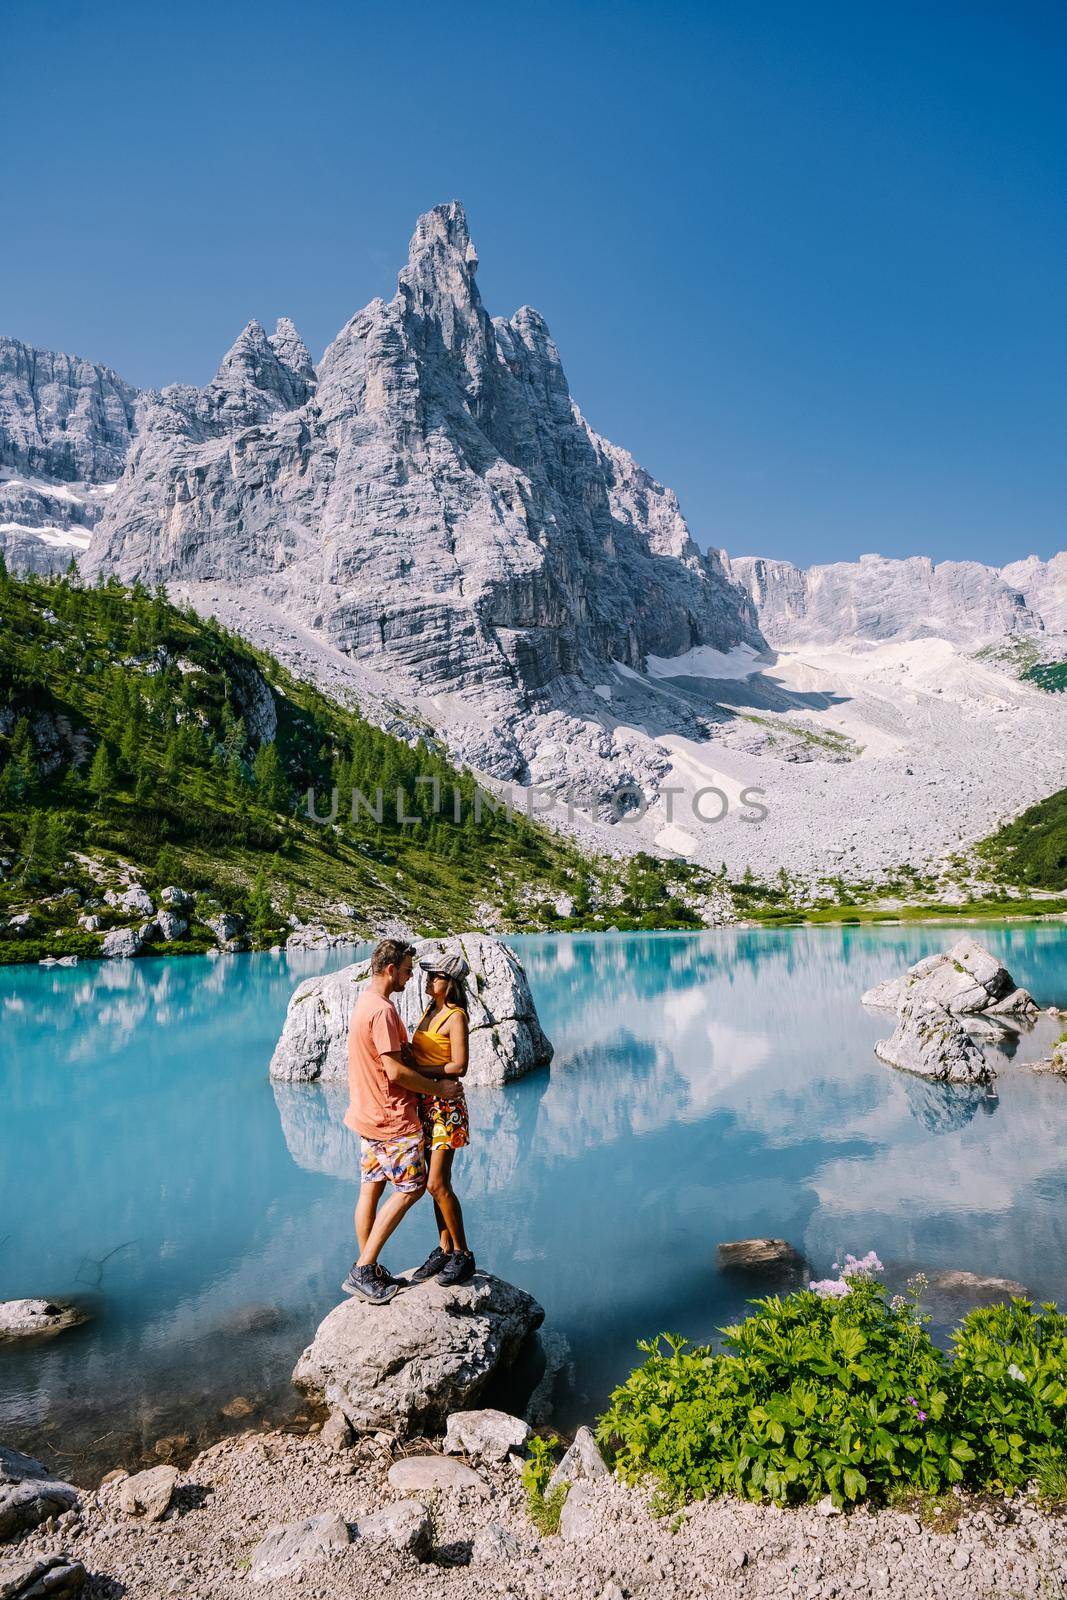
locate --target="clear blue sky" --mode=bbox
[4,0,1064,566]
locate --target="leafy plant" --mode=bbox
[949,1300,1067,1494]
[520,1433,568,1534]
[598,1271,1067,1512]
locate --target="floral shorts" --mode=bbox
[359,1132,427,1193]
[419,1091,470,1153]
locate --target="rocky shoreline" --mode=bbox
[6,1417,1065,1600]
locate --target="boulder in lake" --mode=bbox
[0,1447,79,1542]
[1032,1041,1067,1077]
[716,1239,806,1276]
[292,1271,544,1437]
[862,938,1037,1021]
[926,1269,1027,1308]
[874,993,994,1085]
[270,934,553,1088]
[0,1300,88,1341]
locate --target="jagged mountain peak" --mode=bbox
[269,316,315,382]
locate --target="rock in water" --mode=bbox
[269,933,552,1088]
[716,1239,805,1275]
[862,939,1036,1020]
[0,1448,79,1542]
[0,1300,88,1341]
[443,1408,532,1462]
[874,993,994,1084]
[250,1512,350,1584]
[292,1271,544,1437]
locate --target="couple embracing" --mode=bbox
[340,938,475,1304]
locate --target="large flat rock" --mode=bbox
[292,1271,544,1437]
[269,933,552,1088]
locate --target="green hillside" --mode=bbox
[0,560,726,963]
[975,786,1067,891]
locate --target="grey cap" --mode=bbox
[419,952,470,980]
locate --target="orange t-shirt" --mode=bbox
[344,989,418,1142]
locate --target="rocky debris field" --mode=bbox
[4,1422,1065,1600]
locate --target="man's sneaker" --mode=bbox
[410,1246,451,1283]
[438,1250,475,1286]
[341,1262,399,1303]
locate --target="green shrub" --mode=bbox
[949,1300,1067,1493]
[598,1278,1067,1511]
[520,1434,568,1534]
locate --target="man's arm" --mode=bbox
[382,1051,461,1099]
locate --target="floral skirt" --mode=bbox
[418,1090,470,1152]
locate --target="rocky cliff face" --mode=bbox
[0,336,143,574]
[82,203,761,780]
[723,551,1060,647]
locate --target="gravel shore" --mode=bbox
[9,1425,1065,1600]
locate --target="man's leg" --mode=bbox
[355,1179,385,1253]
[426,1149,467,1254]
[357,1184,425,1266]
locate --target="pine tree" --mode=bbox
[247,867,273,938]
[88,740,118,804]
[252,742,289,811]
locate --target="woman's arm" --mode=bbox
[438,1010,469,1076]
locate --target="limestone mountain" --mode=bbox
[81,203,761,783]
[723,551,1066,648]
[0,336,144,575]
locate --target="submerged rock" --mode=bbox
[926,1269,1028,1308]
[269,933,552,1088]
[293,1271,544,1437]
[716,1238,806,1276]
[874,993,994,1085]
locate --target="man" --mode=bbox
[341,937,462,1304]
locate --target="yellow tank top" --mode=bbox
[411,1004,461,1070]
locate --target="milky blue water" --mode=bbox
[2,924,1066,1481]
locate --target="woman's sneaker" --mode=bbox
[438,1250,475,1286]
[341,1262,399,1303]
[410,1246,451,1283]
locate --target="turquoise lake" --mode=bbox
[2,924,1066,1482]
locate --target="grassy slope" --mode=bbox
[0,565,732,961]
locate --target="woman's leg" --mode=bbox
[426,1147,468,1254]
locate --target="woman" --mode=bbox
[408,952,476,1286]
